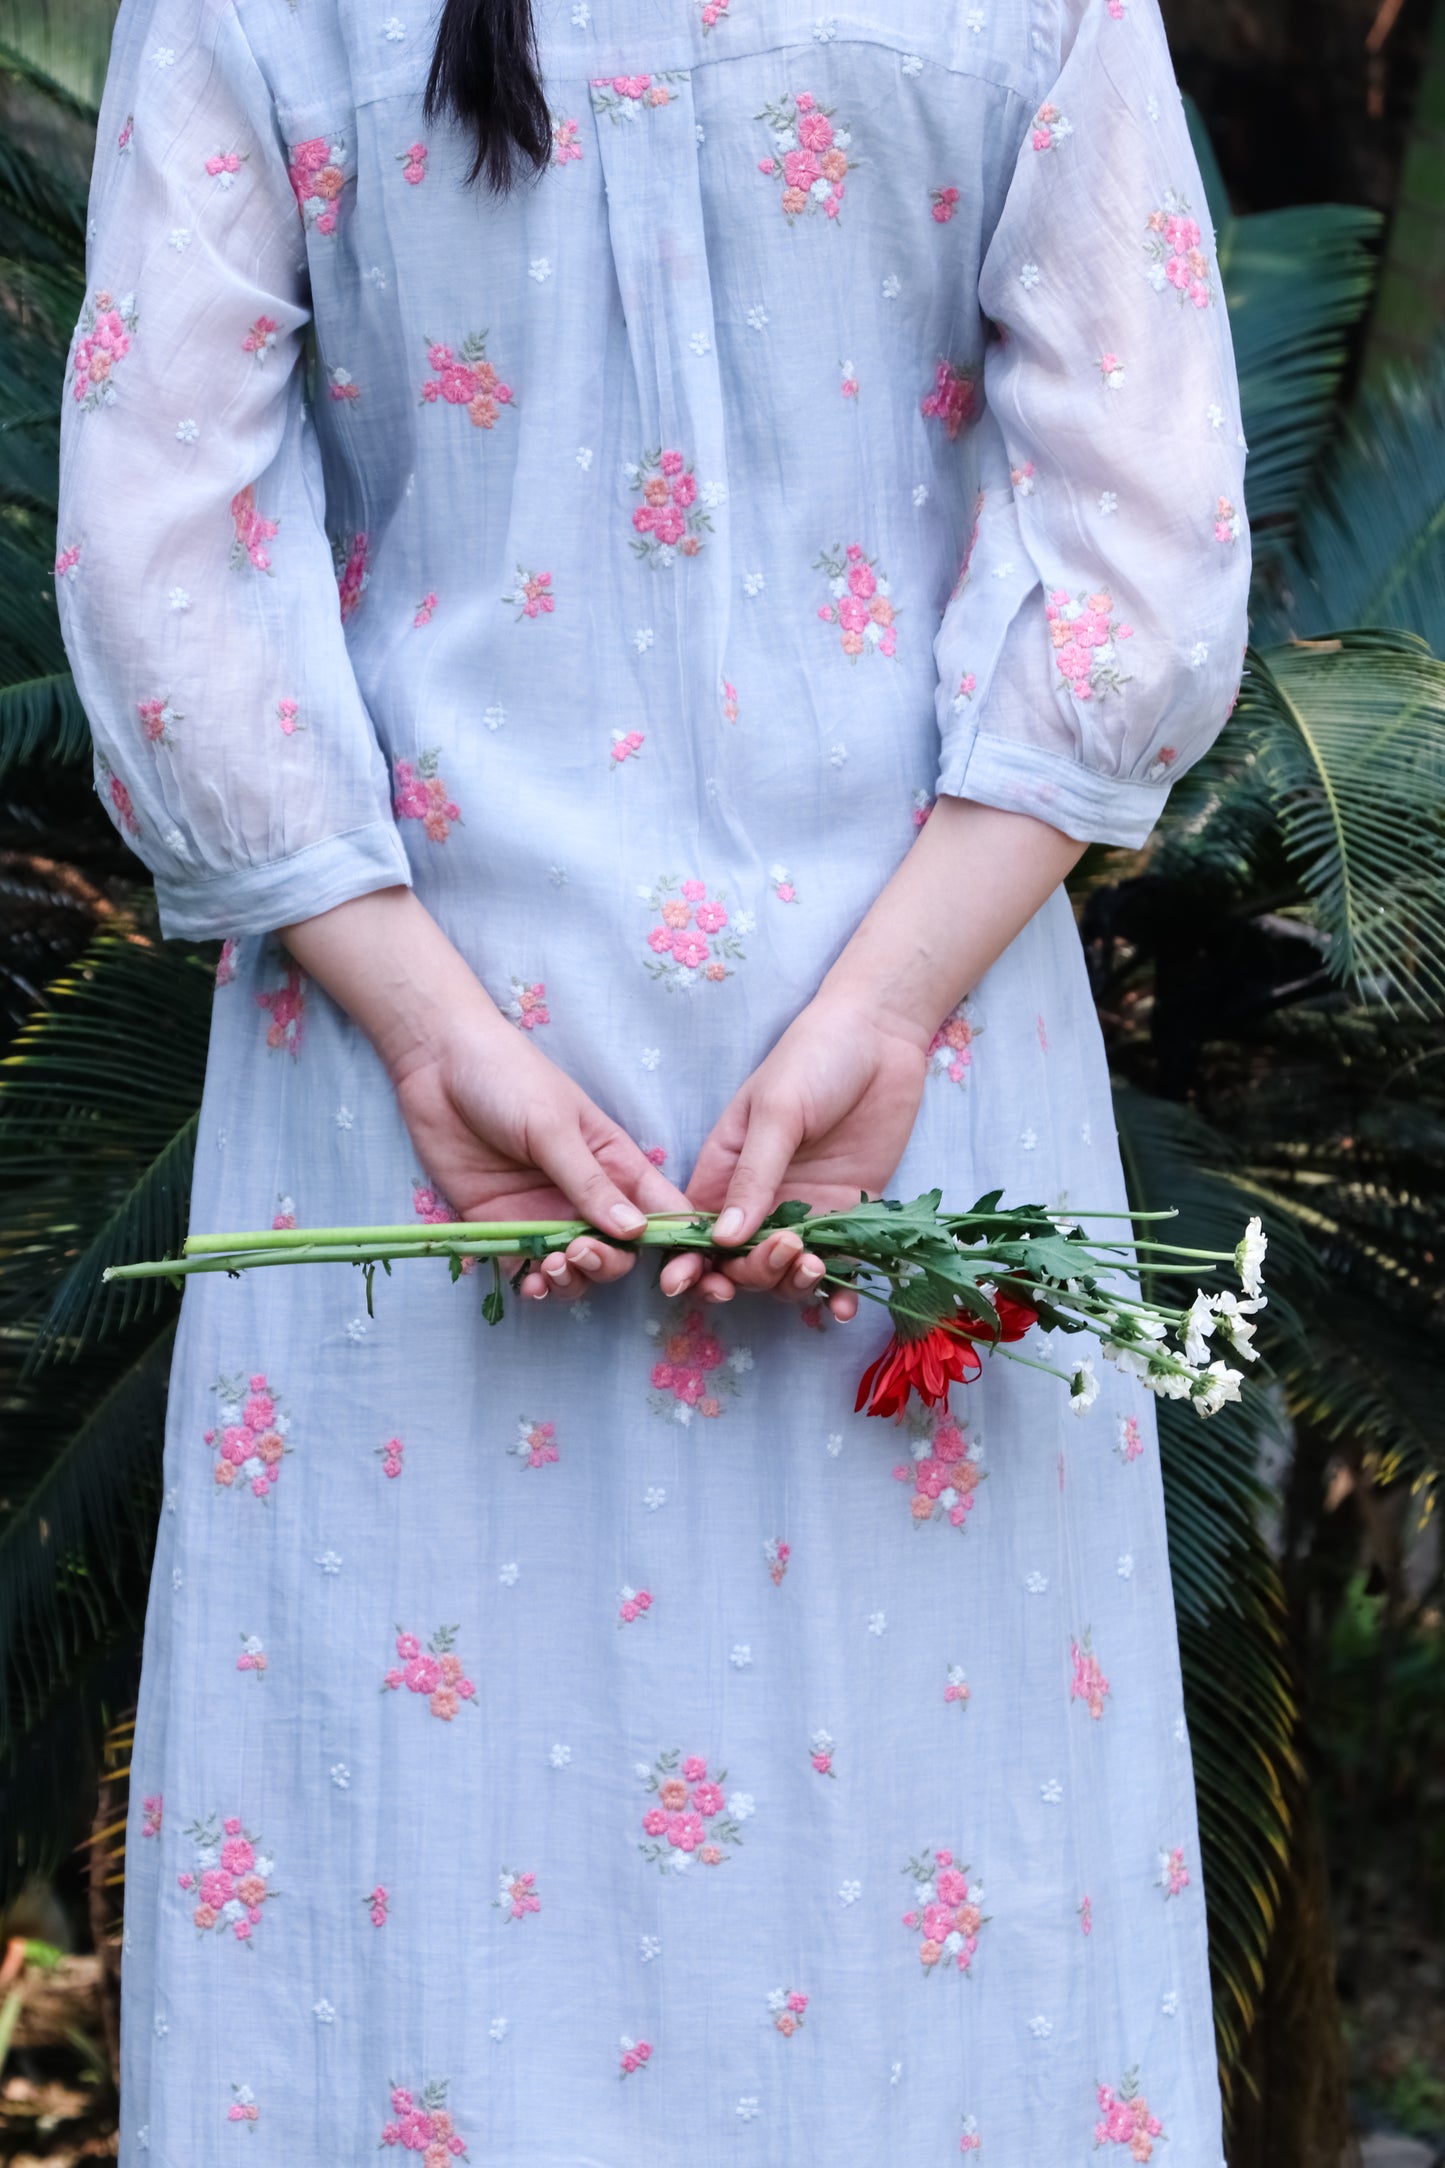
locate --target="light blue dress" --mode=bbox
[56,0,1249,2157]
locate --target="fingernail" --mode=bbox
[610,1202,646,1234]
[572,1245,599,1271]
[544,1255,567,1279]
[714,1207,743,1242]
[799,1258,824,1283]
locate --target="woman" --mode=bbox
[57,0,1249,2155]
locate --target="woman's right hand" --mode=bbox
[280,886,731,1304]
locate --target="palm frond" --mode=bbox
[0,670,89,770]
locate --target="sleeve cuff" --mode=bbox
[935,723,1172,851]
[153,818,414,941]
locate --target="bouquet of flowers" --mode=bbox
[107,1189,1266,1422]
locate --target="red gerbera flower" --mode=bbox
[854,1291,1038,1419]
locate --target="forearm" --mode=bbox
[817,797,1085,1044]
[279,886,509,1085]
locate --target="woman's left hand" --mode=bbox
[663,992,931,1314]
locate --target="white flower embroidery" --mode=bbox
[912,484,929,507]
[730,1644,753,1669]
[334,1104,354,1129]
[1206,401,1224,429]
[175,418,199,444]
[643,1485,666,1509]
[329,1763,349,1787]
[1189,641,1210,670]
[867,1610,887,1636]
[742,570,766,596]
[1029,2015,1054,2039]
[965,6,986,29]
[727,1791,756,1821]
[881,273,902,300]
[153,2014,169,2037]
[1041,1777,1064,1804]
[901,53,924,75]
[482,702,506,731]
[499,1560,520,1586]
[313,1999,336,2023]
[746,304,770,331]
[699,480,728,509]
[838,1879,862,1906]
[528,257,552,282]
[381,17,406,39]
[640,1046,661,1070]
[695,122,706,144]
[1118,1553,1135,1579]
[152,46,176,67]
[167,228,190,251]
[571,0,591,22]
[812,15,837,37]
[1146,93,1160,123]
[828,742,848,766]
[548,864,568,886]
[689,331,712,355]
[1174,1713,1188,1743]
[633,626,655,654]
[825,1431,844,1456]
[737,2098,760,2121]
[316,1551,343,1574]
[576,445,594,468]
[1025,1571,1049,1593]
[891,2060,903,2084]
[1019,1127,1038,1151]
[490,2015,510,2041]
[1099,490,1119,515]
[1162,1990,1179,2016]
[1020,261,1041,289]
[345,1317,370,1344]
[640,1934,661,1961]
[549,1743,572,1768]
[167,586,191,612]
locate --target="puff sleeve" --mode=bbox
[54,0,411,940]
[933,0,1251,849]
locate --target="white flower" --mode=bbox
[812,14,837,36]
[571,0,590,21]
[633,626,654,654]
[137,2126,150,2148]
[1028,2015,1053,2039]
[1025,1571,1048,1594]
[1041,1777,1063,1803]
[1019,1127,1038,1151]
[167,587,191,615]
[334,1104,354,1129]
[867,1610,887,1636]
[174,417,200,445]
[549,1743,571,1768]
[152,45,176,67]
[689,331,712,355]
[1189,641,1211,670]
[548,864,567,886]
[316,1551,342,1574]
[639,1934,661,1961]
[737,2097,760,2121]
[575,446,594,470]
[727,1791,755,1821]
[1235,1215,1267,1298]
[528,257,552,282]
[901,52,923,74]
[499,1560,520,1585]
[153,2014,168,2037]
[490,2015,510,2041]
[329,1763,350,1788]
[1099,489,1118,515]
[824,1431,844,1458]
[839,1879,862,1905]
[699,480,728,508]
[167,228,190,251]
[364,263,387,287]
[742,570,766,596]
[1070,1359,1099,1415]
[381,17,406,39]
[1183,1290,1216,1367]
[891,2060,904,2084]
[882,273,902,300]
[1193,1358,1243,1417]
[1210,1290,1261,1359]
[912,484,929,507]
[965,5,986,28]
[345,1317,369,1343]
[1118,1552,1135,1579]
[482,702,506,732]
[695,122,706,144]
[730,1644,753,1669]
[1146,92,1161,123]
[746,303,770,330]
[1162,1989,1179,2015]
[1206,401,1224,430]
[313,1999,336,2023]
[643,1486,666,1510]
[1019,261,1041,289]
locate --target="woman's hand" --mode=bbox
[280,887,731,1304]
[664,994,930,1315]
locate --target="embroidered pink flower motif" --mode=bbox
[1145,191,1213,309]
[510,1417,558,1471]
[700,0,731,29]
[384,1625,478,1719]
[1079,1893,1093,1934]
[70,289,137,412]
[619,2036,653,2076]
[1159,1845,1190,1898]
[414,590,438,627]
[816,542,897,659]
[396,140,428,185]
[136,694,181,746]
[54,542,82,581]
[768,1987,809,2034]
[926,997,982,1087]
[502,565,554,620]
[757,91,852,220]
[142,1794,163,1839]
[394,750,461,843]
[639,1750,748,1871]
[205,1370,291,1496]
[287,135,349,236]
[1095,2070,1165,2159]
[551,115,583,162]
[505,976,549,1029]
[646,1301,751,1420]
[1116,1414,1145,1462]
[229,485,279,573]
[275,697,300,735]
[643,1143,667,1166]
[960,2115,981,2153]
[494,1867,540,1920]
[204,148,246,188]
[214,937,239,987]
[364,1883,389,1928]
[953,673,977,713]
[242,315,279,363]
[410,1174,478,1274]
[626,446,712,563]
[945,1664,970,1710]
[913,789,935,829]
[228,2085,259,2123]
[640,874,747,989]
[768,864,799,904]
[419,332,516,429]
[328,365,360,402]
[809,1729,835,1778]
[610,728,645,767]
[930,185,960,222]
[255,962,305,1058]
[900,1847,990,1974]
[378,1436,404,1479]
[1070,1630,1111,1719]
[179,1813,276,1941]
[920,359,978,439]
[1031,101,1072,151]
[1010,459,1036,497]
[1036,1012,1050,1053]
[236,1632,267,1677]
[1046,588,1133,702]
[380,2080,469,2160]
[589,71,688,121]
[892,1407,987,1528]
[117,115,133,154]
[764,1537,790,1586]
[333,528,370,619]
[839,359,859,399]
[722,678,740,724]
[618,1584,653,1626]
[1214,495,1241,543]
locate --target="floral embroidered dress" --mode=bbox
[56,0,1248,2158]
